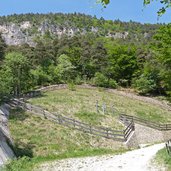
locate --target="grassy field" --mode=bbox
[154,148,171,171]
[29,87,171,124]
[5,108,126,171]
[5,87,171,170]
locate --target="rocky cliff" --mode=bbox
[0,20,132,46]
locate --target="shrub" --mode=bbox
[74,75,82,85]
[133,75,156,94]
[108,79,118,89]
[67,81,76,91]
[93,72,108,87]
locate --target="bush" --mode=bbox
[74,75,82,85]
[133,75,156,94]
[108,79,118,89]
[67,81,76,91]
[93,72,108,87]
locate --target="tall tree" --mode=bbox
[152,24,171,95]
[2,52,30,96]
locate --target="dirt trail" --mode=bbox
[38,143,165,171]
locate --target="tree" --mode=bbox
[2,52,30,96]
[30,66,52,86]
[133,74,157,94]
[151,24,171,96]
[0,69,13,102]
[56,54,76,82]
[100,0,171,15]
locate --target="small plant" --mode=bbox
[67,81,76,91]
[74,75,82,85]
[93,72,108,87]
[109,79,118,89]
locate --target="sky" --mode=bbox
[0,0,171,24]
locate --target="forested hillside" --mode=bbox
[0,13,170,101]
[0,13,162,46]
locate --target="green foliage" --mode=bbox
[108,79,118,89]
[133,75,157,94]
[152,24,171,96]
[56,54,76,82]
[154,148,171,171]
[67,81,76,91]
[3,157,33,171]
[101,0,170,16]
[144,0,171,16]
[30,66,52,86]
[93,72,108,87]
[0,52,31,96]
[0,13,170,100]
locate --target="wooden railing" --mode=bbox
[166,139,171,156]
[119,114,171,131]
[9,99,135,142]
[15,91,41,99]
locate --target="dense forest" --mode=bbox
[0,13,170,102]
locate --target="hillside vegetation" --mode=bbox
[0,13,170,102]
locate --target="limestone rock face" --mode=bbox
[0,20,148,46]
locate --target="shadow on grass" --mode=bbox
[12,141,34,158]
[9,108,29,121]
[26,92,47,99]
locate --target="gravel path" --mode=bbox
[38,143,165,171]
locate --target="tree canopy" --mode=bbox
[0,13,170,101]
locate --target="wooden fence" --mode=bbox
[9,99,135,142]
[14,91,41,99]
[119,114,171,131]
[166,139,171,156]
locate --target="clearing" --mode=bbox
[29,87,171,124]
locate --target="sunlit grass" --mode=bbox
[6,108,126,171]
[29,87,171,123]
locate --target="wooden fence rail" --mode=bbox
[9,99,135,142]
[120,114,171,131]
[16,91,41,99]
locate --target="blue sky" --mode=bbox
[0,0,171,23]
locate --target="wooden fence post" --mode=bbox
[106,129,109,138]
[73,119,76,127]
[43,110,46,119]
[96,100,99,113]
[89,125,92,134]
[112,105,115,115]
[102,103,106,114]
[58,115,62,124]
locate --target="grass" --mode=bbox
[6,87,171,170]
[29,87,171,124]
[154,148,171,171]
[5,108,126,171]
